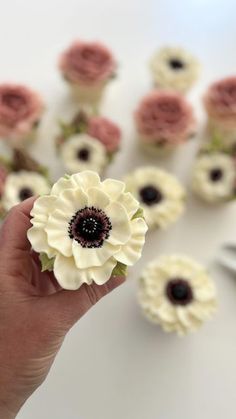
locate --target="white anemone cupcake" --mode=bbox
[192,152,236,203]
[57,111,121,174]
[27,171,148,290]
[138,255,217,336]
[150,47,200,93]
[124,167,185,229]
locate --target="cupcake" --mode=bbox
[59,40,116,106]
[192,151,236,203]
[135,90,196,155]
[0,84,44,146]
[57,111,121,174]
[138,255,217,336]
[204,76,236,138]
[27,171,148,290]
[0,148,50,216]
[124,167,185,229]
[150,46,200,93]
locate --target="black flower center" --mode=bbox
[139,185,163,206]
[169,58,185,70]
[209,168,223,182]
[77,148,90,161]
[166,278,193,306]
[18,187,34,201]
[68,206,112,248]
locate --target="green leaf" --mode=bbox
[112,262,127,277]
[63,173,71,180]
[39,253,55,272]
[132,207,144,220]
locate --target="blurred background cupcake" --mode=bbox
[150,46,200,93]
[124,166,185,229]
[56,111,121,174]
[0,148,50,216]
[134,90,196,155]
[59,40,117,108]
[0,84,44,147]
[138,254,217,336]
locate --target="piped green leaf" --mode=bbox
[132,207,144,220]
[112,262,127,277]
[39,253,55,272]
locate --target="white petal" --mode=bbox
[88,258,117,285]
[101,179,125,200]
[50,176,77,196]
[106,202,131,245]
[118,192,140,218]
[30,195,57,222]
[71,171,101,192]
[27,227,56,258]
[72,240,120,268]
[115,218,147,265]
[87,187,110,209]
[56,188,88,215]
[54,254,92,290]
[45,210,73,257]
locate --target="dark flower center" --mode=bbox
[18,187,34,201]
[68,206,112,248]
[139,185,163,206]
[166,278,193,306]
[209,168,223,182]
[169,58,185,70]
[77,148,90,161]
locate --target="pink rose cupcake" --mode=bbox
[59,40,116,106]
[135,90,196,155]
[56,111,121,174]
[0,84,44,146]
[204,76,236,139]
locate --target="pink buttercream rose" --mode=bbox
[204,77,236,129]
[135,90,196,145]
[88,117,121,152]
[59,40,116,85]
[0,84,43,140]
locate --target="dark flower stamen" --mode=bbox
[77,148,90,161]
[18,187,34,201]
[139,185,163,206]
[209,168,223,182]
[68,206,112,248]
[169,58,185,70]
[166,278,193,306]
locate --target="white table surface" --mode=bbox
[1,0,236,418]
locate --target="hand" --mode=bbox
[0,198,125,418]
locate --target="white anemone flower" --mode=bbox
[60,133,108,174]
[192,153,236,203]
[124,167,185,229]
[2,170,50,211]
[138,255,217,336]
[27,171,148,290]
[150,46,200,93]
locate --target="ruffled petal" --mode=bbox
[30,195,57,223]
[27,227,56,258]
[56,188,88,216]
[101,179,125,200]
[45,210,73,257]
[72,240,120,268]
[87,187,110,209]
[115,218,147,265]
[118,192,140,218]
[105,202,131,246]
[50,177,77,196]
[71,171,101,192]
[89,257,117,285]
[54,254,93,290]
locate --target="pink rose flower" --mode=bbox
[204,77,236,129]
[0,165,8,197]
[135,90,196,145]
[59,40,116,85]
[88,116,121,152]
[0,84,43,140]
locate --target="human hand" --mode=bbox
[0,198,125,418]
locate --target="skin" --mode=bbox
[0,198,125,418]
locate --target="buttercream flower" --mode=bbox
[204,77,236,134]
[2,170,50,211]
[27,171,148,290]
[138,255,217,336]
[150,46,200,93]
[135,91,196,153]
[192,152,236,203]
[88,116,121,153]
[60,133,108,174]
[124,167,185,229]
[59,40,116,104]
[0,84,43,143]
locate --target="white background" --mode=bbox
[1,0,236,418]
